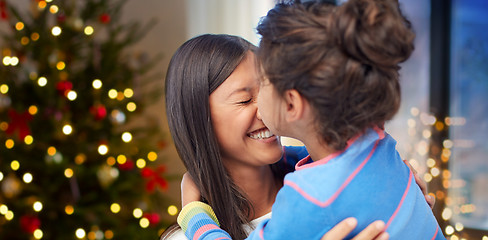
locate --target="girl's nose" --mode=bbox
[256,108,262,121]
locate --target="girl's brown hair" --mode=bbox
[257,0,415,150]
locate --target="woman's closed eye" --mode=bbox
[237,98,253,105]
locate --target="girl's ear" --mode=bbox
[283,89,306,123]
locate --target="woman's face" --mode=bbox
[209,52,282,169]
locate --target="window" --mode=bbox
[386,0,432,175]
[448,0,488,233]
[429,0,488,238]
[185,0,274,45]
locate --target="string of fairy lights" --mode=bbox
[404,107,487,239]
[0,0,179,239]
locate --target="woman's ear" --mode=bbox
[283,89,306,123]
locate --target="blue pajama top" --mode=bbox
[178,128,445,240]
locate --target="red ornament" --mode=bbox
[0,0,8,20]
[143,213,161,225]
[20,215,41,233]
[6,109,33,141]
[118,159,134,171]
[141,166,168,193]
[55,81,73,96]
[57,14,66,23]
[90,104,107,121]
[99,13,110,24]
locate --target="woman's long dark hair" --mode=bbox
[164,34,256,239]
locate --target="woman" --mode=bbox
[162,34,431,240]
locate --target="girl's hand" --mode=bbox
[181,172,201,207]
[321,218,389,240]
[403,160,436,209]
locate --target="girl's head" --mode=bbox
[257,0,415,150]
[165,34,282,238]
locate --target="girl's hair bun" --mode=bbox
[336,0,415,69]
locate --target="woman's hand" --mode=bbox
[403,160,436,209]
[321,218,389,240]
[181,172,201,207]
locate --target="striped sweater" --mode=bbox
[178,128,445,240]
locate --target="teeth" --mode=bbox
[249,129,274,139]
[265,131,272,138]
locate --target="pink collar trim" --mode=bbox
[295,126,385,171]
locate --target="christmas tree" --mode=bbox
[0,0,176,239]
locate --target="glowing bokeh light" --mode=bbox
[33,201,43,212]
[64,168,74,178]
[38,77,48,87]
[33,229,43,239]
[124,88,134,98]
[147,152,157,161]
[126,102,136,112]
[136,159,146,169]
[24,135,34,145]
[52,26,62,36]
[121,132,132,142]
[23,173,33,183]
[133,208,143,218]
[63,124,73,135]
[11,160,20,171]
[110,203,121,213]
[15,22,24,31]
[5,139,14,149]
[168,205,178,216]
[75,228,86,239]
[84,26,94,35]
[98,144,109,155]
[139,218,149,228]
[92,79,102,89]
[67,91,77,101]
[65,205,74,215]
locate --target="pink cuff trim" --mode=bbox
[193,224,221,240]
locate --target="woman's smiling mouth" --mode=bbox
[248,128,275,140]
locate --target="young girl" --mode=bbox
[177,0,445,239]
[162,34,395,240]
